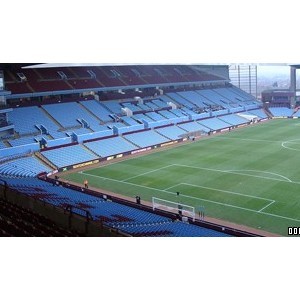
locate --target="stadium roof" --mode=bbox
[1,63,300,70]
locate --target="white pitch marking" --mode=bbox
[258,201,275,212]
[164,183,182,191]
[224,169,292,183]
[214,136,280,143]
[80,171,300,223]
[173,163,296,184]
[180,182,275,203]
[282,139,300,152]
[122,164,173,182]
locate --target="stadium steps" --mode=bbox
[154,128,175,140]
[33,69,44,80]
[26,82,35,93]
[66,67,80,79]
[131,75,150,85]
[6,70,18,82]
[122,135,141,148]
[81,143,101,158]
[99,67,129,86]
[177,91,202,107]
[35,152,57,170]
[292,108,299,117]
[65,80,75,89]
[77,101,103,122]
[263,107,273,118]
[212,89,231,102]
[3,140,11,147]
[94,78,106,87]
[116,76,128,86]
[39,106,65,129]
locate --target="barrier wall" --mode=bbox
[113,124,144,135]
[75,130,114,143]
[0,143,40,157]
[44,137,72,148]
[57,139,184,172]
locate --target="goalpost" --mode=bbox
[152,197,196,221]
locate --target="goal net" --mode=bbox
[152,197,195,221]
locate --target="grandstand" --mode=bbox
[0,63,277,237]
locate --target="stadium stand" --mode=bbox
[121,116,142,126]
[80,100,113,123]
[8,106,60,136]
[113,220,231,237]
[41,144,98,168]
[124,130,170,147]
[1,177,232,237]
[166,92,196,109]
[198,117,231,131]
[155,125,188,140]
[0,63,264,236]
[0,141,7,149]
[0,156,51,177]
[84,136,138,157]
[269,107,293,117]
[178,121,211,133]
[244,109,268,119]
[42,102,101,129]
[218,114,249,126]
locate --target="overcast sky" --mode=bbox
[257,65,290,77]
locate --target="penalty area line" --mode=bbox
[80,171,300,223]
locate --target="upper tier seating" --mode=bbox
[42,102,104,131]
[122,103,142,113]
[101,101,123,114]
[145,112,167,121]
[121,116,142,126]
[166,92,196,109]
[8,106,59,135]
[8,136,40,147]
[177,91,212,108]
[152,99,170,109]
[196,89,228,108]
[80,100,113,123]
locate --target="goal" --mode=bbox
[152,197,196,221]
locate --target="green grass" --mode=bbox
[62,119,300,236]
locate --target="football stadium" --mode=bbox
[1,62,300,237]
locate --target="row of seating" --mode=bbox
[1,177,231,237]
[113,220,231,237]
[0,156,51,177]
[5,65,223,94]
[41,144,98,168]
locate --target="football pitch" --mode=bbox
[62,119,300,236]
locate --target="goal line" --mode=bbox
[152,196,196,221]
